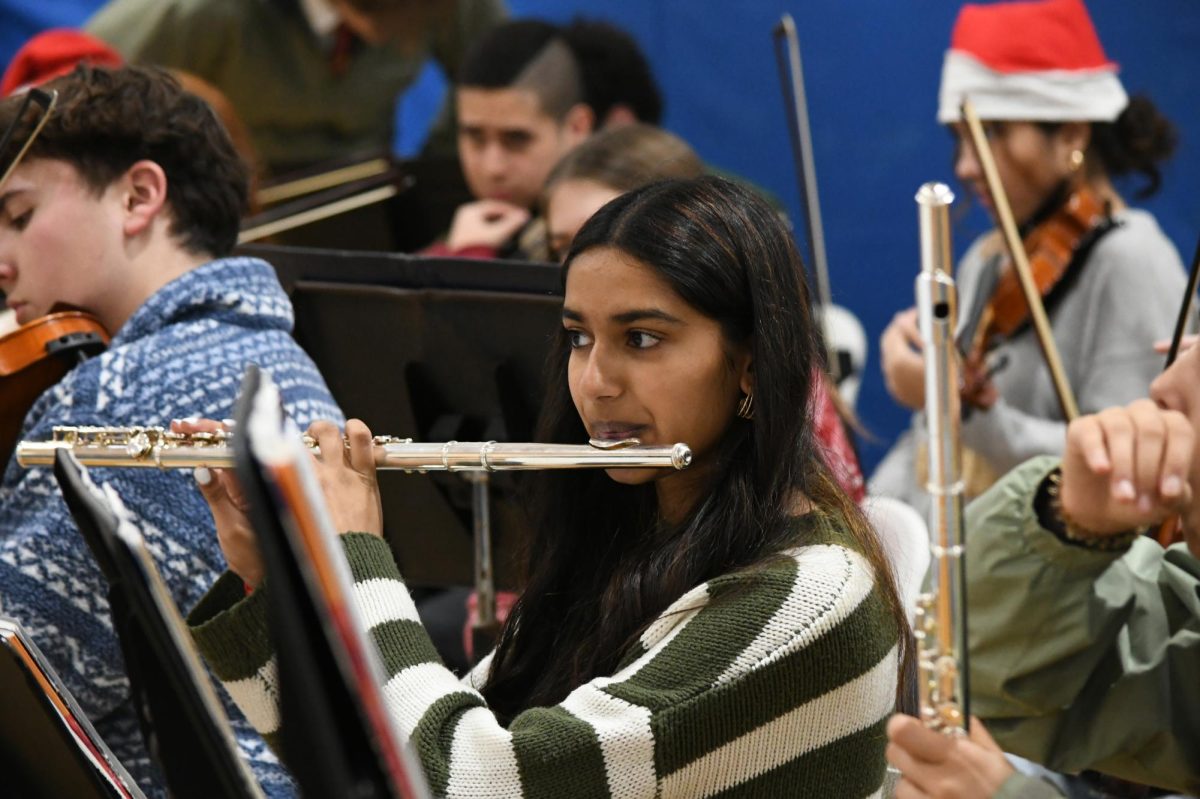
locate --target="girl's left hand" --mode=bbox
[306,418,383,538]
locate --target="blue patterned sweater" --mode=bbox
[0,257,343,798]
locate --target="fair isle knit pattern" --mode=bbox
[192,515,900,798]
[0,257,342,799]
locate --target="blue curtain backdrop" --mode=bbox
[3,0,1198,472]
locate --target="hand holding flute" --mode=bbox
[182,417,381,588]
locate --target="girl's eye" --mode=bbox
[566,329,592,349]
[627,330,662,349]
[6,209,31,231]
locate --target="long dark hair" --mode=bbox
[481,176,909,722]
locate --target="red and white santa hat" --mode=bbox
[937,0,1128,123]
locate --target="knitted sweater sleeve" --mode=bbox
[192,532,899,798]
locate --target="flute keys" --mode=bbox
[126,430,153,459]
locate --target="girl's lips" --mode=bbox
[590,424,647,440]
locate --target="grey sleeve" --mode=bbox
[962,397,1067,474]
[993,773,1067,799]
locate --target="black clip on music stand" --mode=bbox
[53,450,265,799]
[230,364,430,799]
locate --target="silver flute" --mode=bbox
[914,182,969,734]
[16,426,693,472]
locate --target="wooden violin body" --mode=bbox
[961,185,1113,409]
[0,311,109,465]
[981,186,1110,342]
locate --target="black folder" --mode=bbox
[0,617,144,798]
[53,450,265,799]
[230,365,430,799]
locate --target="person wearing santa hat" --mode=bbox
[878,3,1197,796]
[872,0,1186,524]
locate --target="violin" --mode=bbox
[964,185,1113,363]
[0,311,109,466]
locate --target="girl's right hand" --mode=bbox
[173,418,266,588]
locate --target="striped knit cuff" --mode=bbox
[340,532,404,583]
[188,570,276,682]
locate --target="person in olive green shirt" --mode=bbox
[885,335,1200,797]
[85,0,507,173]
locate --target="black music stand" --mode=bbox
[0,618,143,798]
[234,245,563,660]
[53,451,265,799]
[229,366,429,799]
[235,245,562,656]
[239,241,561,296]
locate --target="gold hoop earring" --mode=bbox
[736,392,755,420]
[1069,149,1085,172]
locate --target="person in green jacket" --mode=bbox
[885,332,1200,797]
[85,0,507,173]
[185,176,913,797]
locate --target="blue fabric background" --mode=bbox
[3,0,1197,471]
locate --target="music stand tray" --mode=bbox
[0,617,144,798]
[53,450,266,799]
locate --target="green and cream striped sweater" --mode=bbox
[190,515,900,798]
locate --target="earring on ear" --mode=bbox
[736,392,755,420]
[1069,149,1085,173]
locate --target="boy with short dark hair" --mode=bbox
[436,18,663,259]
[0,65,341,797]
[440,19,595,259]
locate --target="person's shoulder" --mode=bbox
[87,0,253,38]
[712,515,889,637]
[1090,208,1183,274]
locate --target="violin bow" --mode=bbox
[959,99,1080,421]
[1152,234,1198,546]
[256,156,393,206]
[238,171,403,243]
[1164,233,1200,368]
[0,88,57,191]
[772,14,839,378]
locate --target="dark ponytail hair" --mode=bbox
[1089,95,1177,198]
[480,176,910,723]
[1039,94,1177,198]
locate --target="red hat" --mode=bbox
[937,0,1128,123]
[1,29,124,97]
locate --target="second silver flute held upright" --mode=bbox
[914,182,969,735]
[16,426,693,472]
